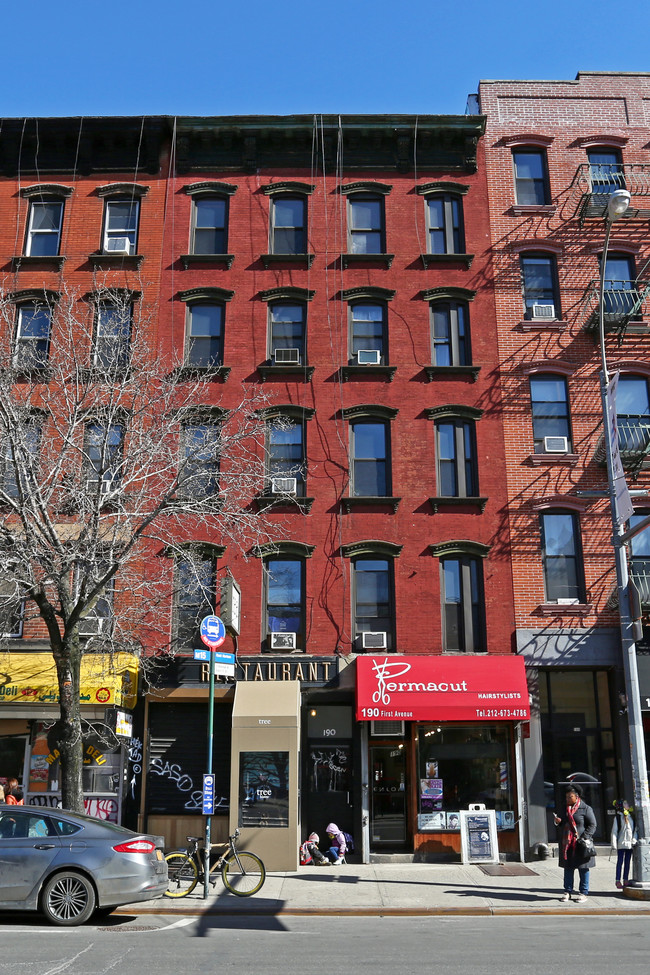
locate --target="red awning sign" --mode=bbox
[356,655,530,722]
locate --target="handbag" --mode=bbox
[578,835,596,856]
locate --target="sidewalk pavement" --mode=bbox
[118,847,650,917]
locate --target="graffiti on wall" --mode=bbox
[28,794,119,822]
[149,757,227,811]
[128,737,143,800]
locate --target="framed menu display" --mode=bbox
[460,804,499,864]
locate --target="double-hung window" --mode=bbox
[353,558,394,650]
[540,511,585,603]
[0,421,41,500]
[440,555,485,652]
[616,375,650,456]
[268,417,306,496]
[270,196,307,255]
[265,557,304,650]
[180,421,220,499]
[350,302,387,364]
[348,194,384,254]
[192,196,228,254]
[436,420,478,497]
[520,253,560,320]
[588,148,624,200]
[13,302,52,371]
[513,150,550,206]
[85,422,124,493]
[94,301,132,371]
[529,374,572,453]
[602,253,637,319]
[76,558,115,638]
[629,513,650,608]
[269,302,306,365]
[174,552,217,650]
[186,303,224,368]
[103,199,139,255]
[0,574,24,638]
[426,194,464,255]
[350,421,389,497]
[430,299,471,367]
[25,200,64,257]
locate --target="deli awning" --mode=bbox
[356,655,530,722]
[0,653,138,710]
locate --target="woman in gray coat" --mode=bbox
[553,783,597,903]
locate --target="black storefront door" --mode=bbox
[303,706,354,852]
[370,744,407,848]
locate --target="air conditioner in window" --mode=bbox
[557,598,579,605]
[370,720,405,737]
[78,616,108,637]
[105,236,133,256]
[271,476,297,495]
[357,349,381,365]
[274,348,301,365]
[270,632,297,651]
[532,303,555,320]
[361,631,387,650]
[100,478,119,495]
[543,436,569,453]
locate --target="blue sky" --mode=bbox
[2,0,649,118]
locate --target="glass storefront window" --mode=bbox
[416,724,513,831]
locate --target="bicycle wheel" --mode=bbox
[221,851,266,896]
[164,852,199,897]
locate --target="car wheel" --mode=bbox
[41,871,97,926]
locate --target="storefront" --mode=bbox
[356,654,530,860]
[0,652,139,822]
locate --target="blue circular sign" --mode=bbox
[200,615,226,648]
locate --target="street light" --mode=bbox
[598,187,650,894]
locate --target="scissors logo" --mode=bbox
[371,658,412,705]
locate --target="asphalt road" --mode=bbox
[0,914,649,974]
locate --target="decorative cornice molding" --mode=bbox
[339,181,392,195]
[97,182,149,198]
[20,183,74,199]
[177,287,234,303]
[341,539,403,559]
[416,181,470,195]
[183,181,237,196]
[258,286,315,302]
[428,540,490,558]
[341,286,395,302]
[425,405,483,421]
[262,181,315,196]
[341,404,399,421]
[253,541,315,559]
[421,286,476,302]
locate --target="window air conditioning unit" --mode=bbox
[532,303,555,320]
[78,617,107,637]
[270,632,297,651]
[370,720,405,737]
[557,598,579,605]
[271,476,297,495]
[357,349,381,365]
[362,631,387,650]
[274,348,301,365]
[100,478,119,495]
[543,436,569,453]
[105,236,132,256]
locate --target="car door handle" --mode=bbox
[34,844,56,850]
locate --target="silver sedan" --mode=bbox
[0,804,167,925]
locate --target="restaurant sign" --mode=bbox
[356,655,530,722]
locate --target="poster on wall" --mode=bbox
[239,751,289,828]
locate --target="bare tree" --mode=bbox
[0,282,282,811]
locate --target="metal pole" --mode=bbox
[204,649,215,899]
[598,216,650,891]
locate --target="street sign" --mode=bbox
[213,650,236,678]
[194,648,211,662]
[202,773,215,815]
[200,615,226,648]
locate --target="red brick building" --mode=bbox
[1,113,528,866]
[475,72,650,851]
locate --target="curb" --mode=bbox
[114,904,650,919]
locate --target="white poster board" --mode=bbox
[460,804,499,864]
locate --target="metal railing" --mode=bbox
[583,278,650,333]
[630,565,650,607]
[573,164,650,221]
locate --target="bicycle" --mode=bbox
[164,828,266,898]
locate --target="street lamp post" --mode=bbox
[598,188,650,893]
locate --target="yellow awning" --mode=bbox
[0,652,138,710]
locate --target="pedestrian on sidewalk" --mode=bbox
[553,784,597,903]
[324,823,347,864]
[610,798,637,889]
[300,832,331,866]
